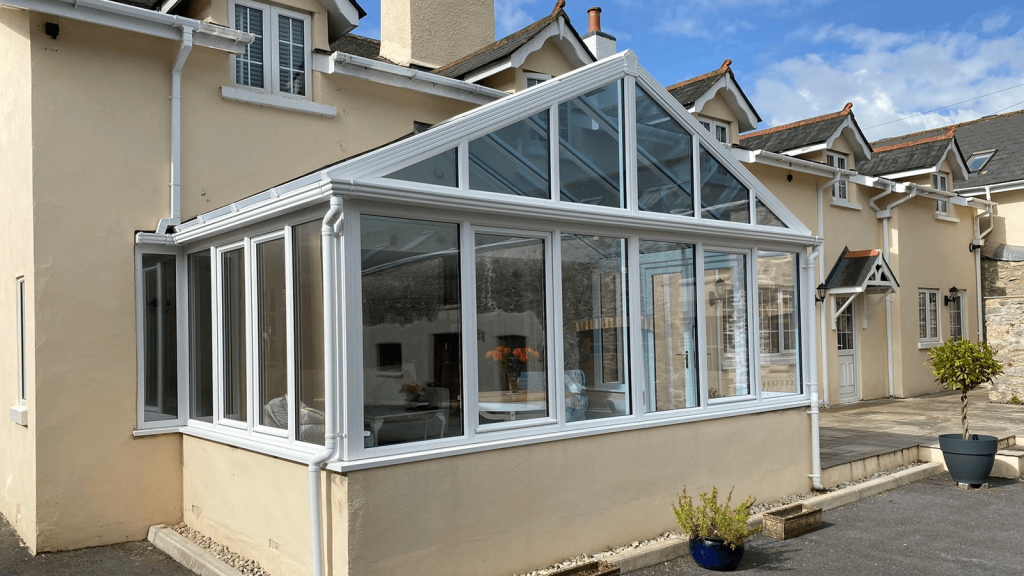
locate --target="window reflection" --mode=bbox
[293,221,326,444]
[561,234,629,421]
[476,234,548,425]
[221,248,247,422]
[640,241,699,411]
[469,111,550,199]
[757,251,800,397]
[256,239,289,431]
[383,148,458,188]
[188,251,214,423]
[361,215,461,447]
[559,81,624,208]
[635,86,694,216]
[700,146,750,223]
[142,254,178,421]
[705,251,750,398]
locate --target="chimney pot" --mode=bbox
[588,7,602,33]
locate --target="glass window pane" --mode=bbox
[476,234,548,424]
[17,279,26,402]
[635,86,693,216]
[383,148,458,187]
[188,251,214,422]
[234,5,264,89]
[559,81,624,208]
[639,241,698,411]
[257,238,288,430]
[705,251,750,398]
[700,145,750,223]
[755,198,787,228]
[277,14,305,96]
[294,222,325,444]
[221,248,247,422]
[757,251,800,397]
[142,254,178,421]
[561,234,629,421]
[361,216,462,447]
[468,111,550,199]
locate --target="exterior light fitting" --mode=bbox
[815,283,828,303]
[709,278,727,306]
[944,286,960,306]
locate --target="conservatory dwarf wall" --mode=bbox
[136,52,817,470]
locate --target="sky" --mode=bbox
[356,0,1024,141]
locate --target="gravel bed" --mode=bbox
[172,524,270,576]
[516,461,924,576]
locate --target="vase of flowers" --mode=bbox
[485,345,539,393]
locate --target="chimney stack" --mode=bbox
[582,7,616,60]
[380,0,496,69]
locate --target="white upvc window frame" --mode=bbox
[134,245,189,430]
[948,291,966,341]
[826,153,848,200]
[229,0,312,100]
[705,246,756,406]
[932,173,949,215]
[966,150,994,172]
[249,229,295,439]
[16,277,26,404]
[699,118,729,145]
[918,288,940,347]
[524,72,552,89]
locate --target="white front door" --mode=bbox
[836,297,858,403]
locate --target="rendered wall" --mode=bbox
[345,408,811,576]
[696,92,740,144]
[379,0,494,68]
[985,188,1024,248]
[23,11,475,551]
[0,6,38,551]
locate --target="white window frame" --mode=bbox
[16,277,26,404]
[918,288,940,347]
[966,150,994,172]
[524,72,551,89]
[699,118,729,145]
[705,246,756,406]
[932,174,949,215]
[827,153,848,200]
[948,292,966,341]
[229,0,312,100]
[249,229,294,439]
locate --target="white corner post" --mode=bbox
[310,195,343,576]
[805,242,824,491]
[158,25,194,234]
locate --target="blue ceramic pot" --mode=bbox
[689,537,744,571]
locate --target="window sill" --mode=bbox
[918,341,941,350]
[934,214,960,223]
[9,405,28,427]
[133,426,181,437]
[830,199,862,211]
[220,86,337,117]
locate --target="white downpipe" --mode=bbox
[157,26,193,234]
[309,196,343,576]
[974,191,995,341]
[871,181,896,398]
[816,174,837,408]
[805,242,824,490]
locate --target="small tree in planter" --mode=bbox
[928,338,1004,485]
[673,487,757,571]
[928,338,1003,440]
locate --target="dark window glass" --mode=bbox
[188,251,213,422]
[143,254,178,421]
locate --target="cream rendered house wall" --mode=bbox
[477,38,581,93]
[0,6,38,552]
[379,0,494,68]
[986,188,1024,247]
[19,4,476,550]
[183,410,810,576]
[696,92,740,144]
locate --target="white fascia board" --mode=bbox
[1,0,252,53]
[464,58,513,84]
[330,51,634,182]
[464,18,594,84]
[328,52,507,106]
[325,0,360,39]
[691,74,758,132]
[943,142,970,182]
[136,232,177,246]
[826,118,872,162]
[958,179,1024,196]
[779,143,826,157]
[881,167,935,180]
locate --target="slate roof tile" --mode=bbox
[738,103,855,154]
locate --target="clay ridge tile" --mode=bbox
[872,126,956,153]
[665,59,732,91]
[845,249,879,258]
[739,102,853,140]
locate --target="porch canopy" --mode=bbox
[145,51,821,468]
[823,246,899,326]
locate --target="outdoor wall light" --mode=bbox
[944,286,960,306]
[708,278,727,306]
[815,283,828,303]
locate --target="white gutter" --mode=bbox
[322,52,508,106]
[157,26,193,233]
[869,182,897,398]
[309,195,343,576]
[815,173,837,408]
[958,178,1024,196]
[804,242,825,491]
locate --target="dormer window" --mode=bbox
[699,119,729,145]
[524,72,551,89]
[826,153,847,200]
[967,150,995,172]
[231,0,311,98]
[932,173,949,215]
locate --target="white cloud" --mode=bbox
[982,13,1011,33]
[749,25,1024,140]
[495,0,542,37]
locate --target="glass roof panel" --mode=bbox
[558,81,625,208]
[383,148,458,188]
[699,145,750,223]
[635,85,694,217]
[755,198,788,228]
[468,111,550,199]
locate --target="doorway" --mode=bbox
[836,296,859,404]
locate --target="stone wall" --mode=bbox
[982,259,1024,401]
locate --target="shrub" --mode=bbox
[928,339,1004,440]
[672,487,757,550]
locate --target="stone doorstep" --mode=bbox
[602,462,945,574]
[148,524,245,576]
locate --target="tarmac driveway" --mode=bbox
[629,472,1024,575]
[0,517,191,576]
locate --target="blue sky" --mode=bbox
[356,0,1024,140]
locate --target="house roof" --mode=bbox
[665,59,761,132]
[329,34,388,62]
[738,103,871,162]
[824,246,899,295]
[431,2,593,80]
[948,109,1024,189]
[857,126,967,179]
[112,0,366,32]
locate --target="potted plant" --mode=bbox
[928,338,1004,485]
[672,487,757,572]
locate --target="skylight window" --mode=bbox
[967,150,995,172]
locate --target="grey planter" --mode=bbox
[938,434,998,485]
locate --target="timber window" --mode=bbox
[232,0,311,98]
[919,289,940,345]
